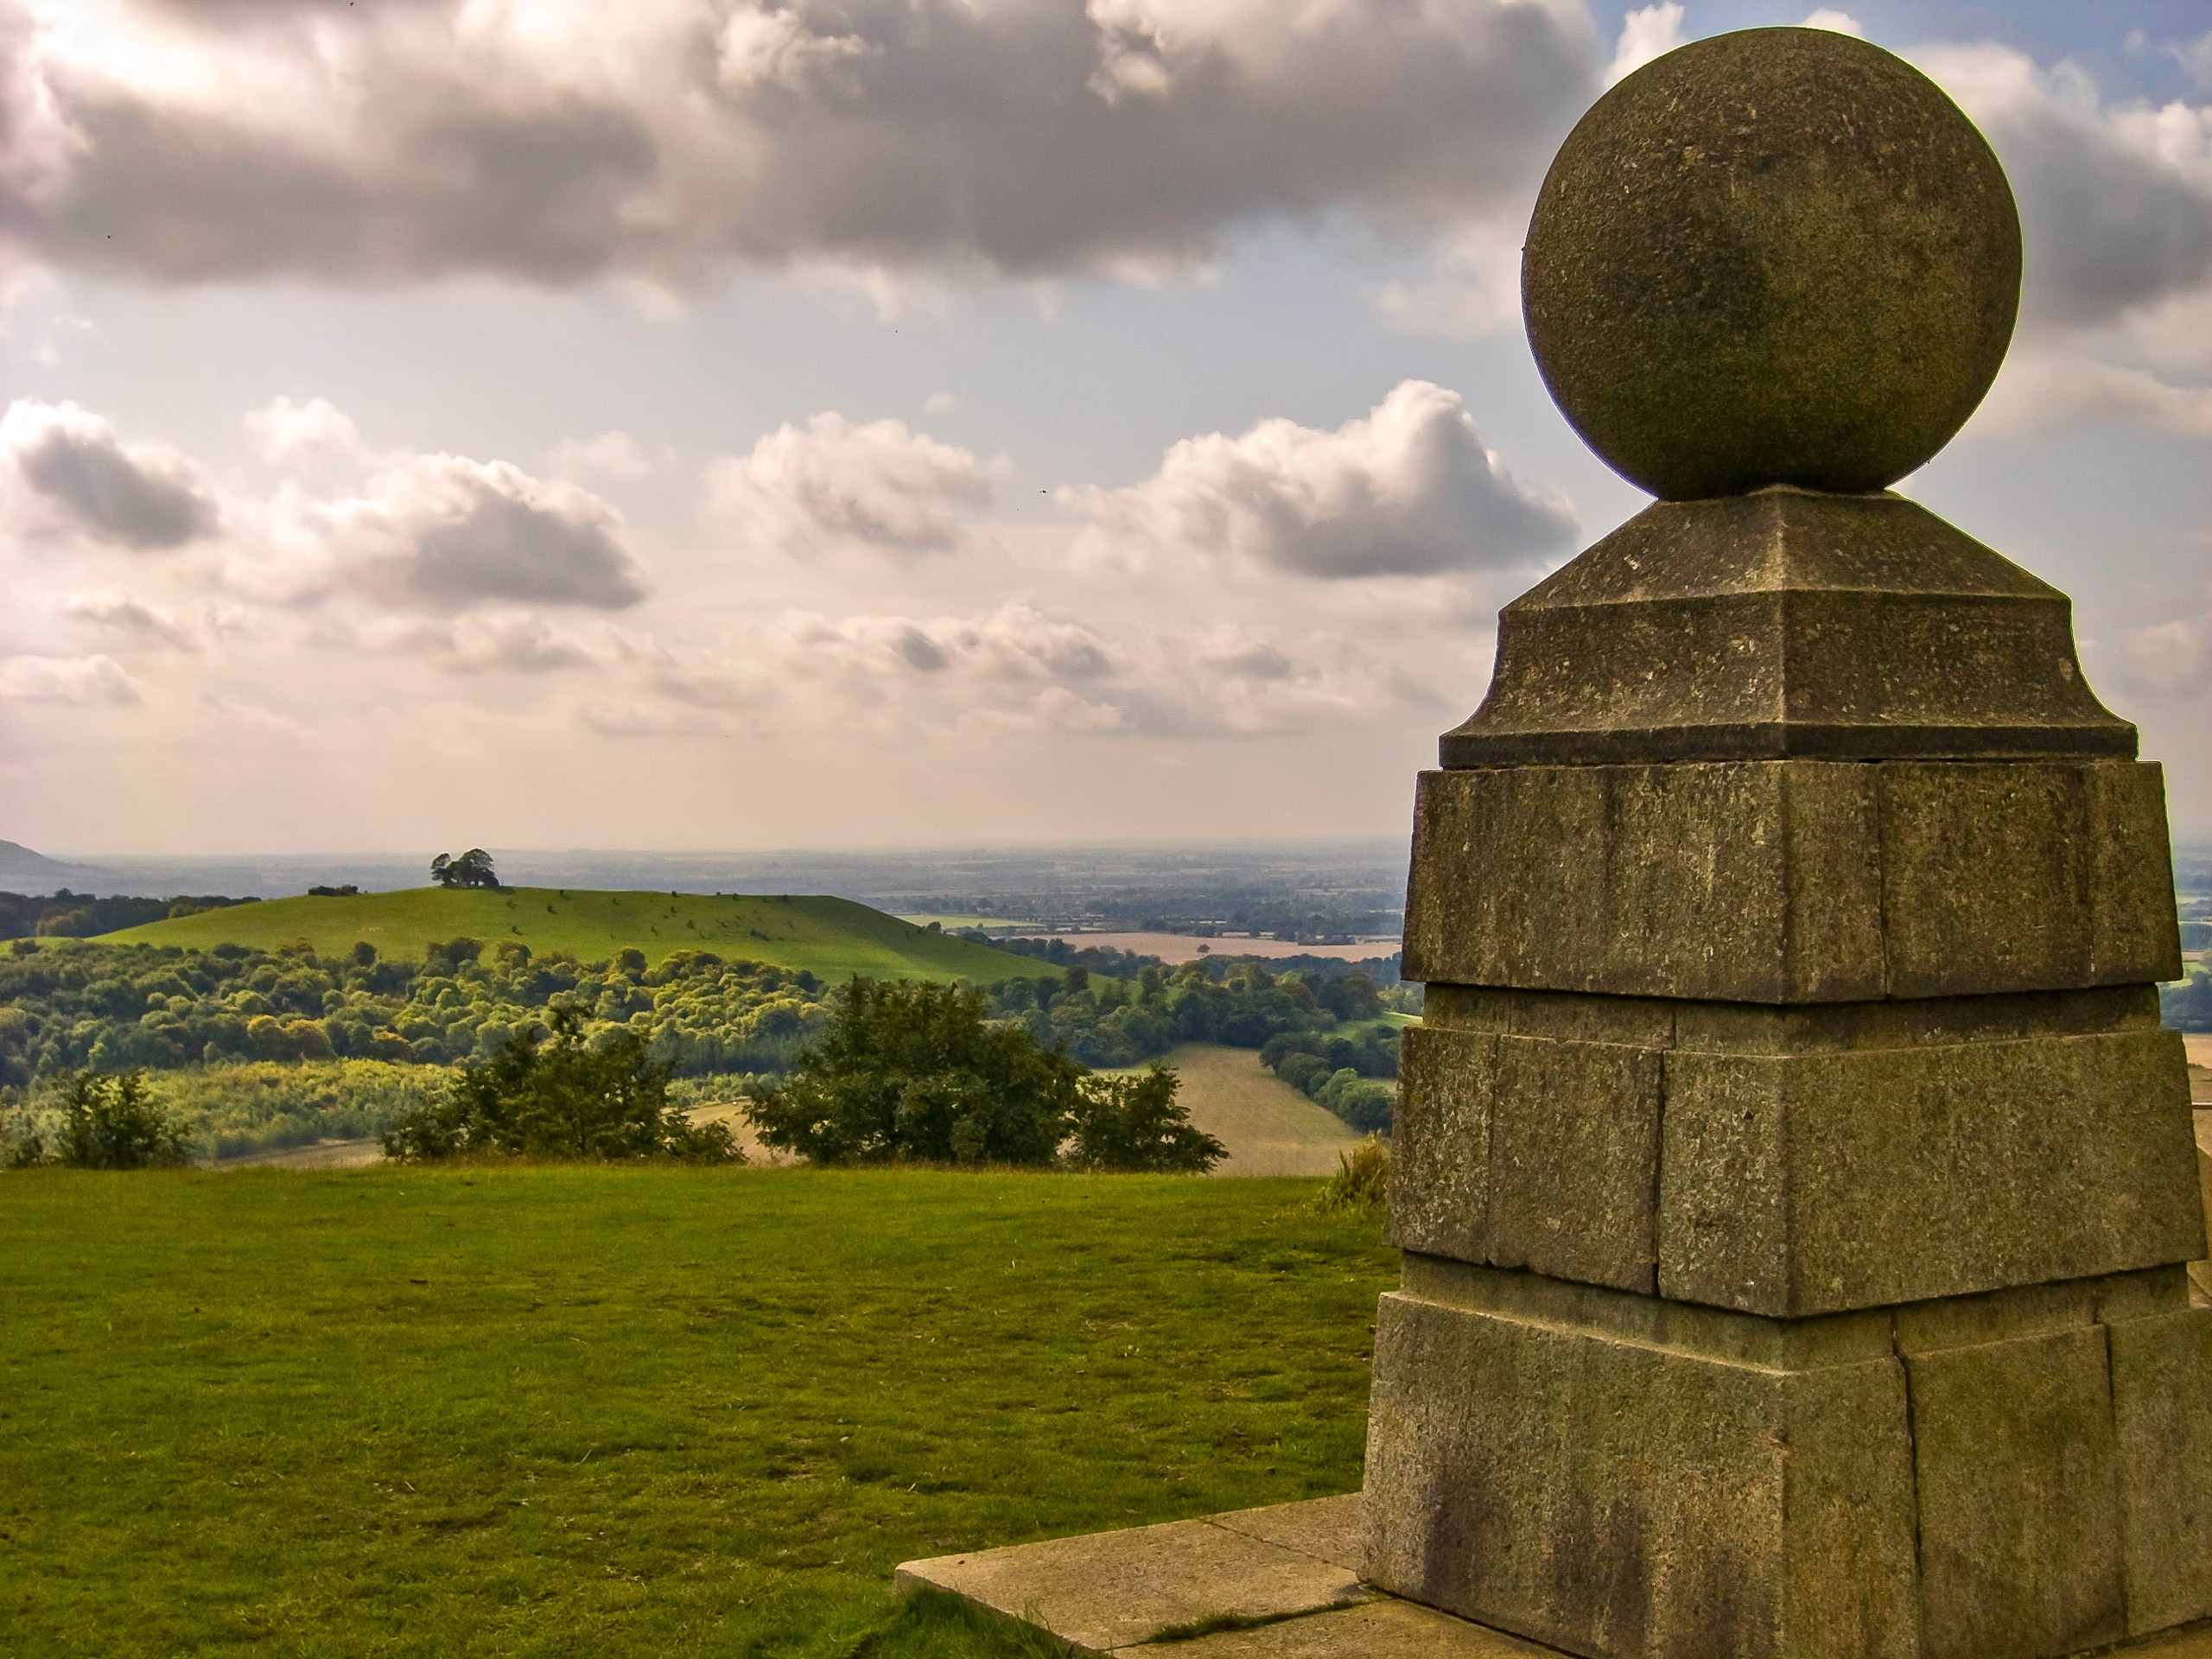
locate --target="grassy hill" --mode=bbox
[99,887,1038,982]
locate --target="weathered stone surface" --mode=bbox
[1525,29,2018,500]
[2108,1307,2212,1635]
[1207,1493,1363,1571]
[1363,1285,1919,1659]
[1878,761,2182,995]
[1404,760,2179,1002]
[1123,1597,1559,1657]
[897,1508,1367,1656]
[1392,1026,1663,1294]
[1656,1029,2203,1314]
[1404,761,1882,1003]
[1484,1037,1662,1293]
[1441,492,2133,768]
[1906,1325,2126,1659]
[1389,1027,1497,1267]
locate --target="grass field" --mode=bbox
[0,1166,1391,1657]
[99,889,1038,981]
[1108,1045,1363,1178]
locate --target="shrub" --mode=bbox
[1065,1064,1225,1173]
[383,1010,738,1162]
[747,979,1081,1166]
[51,1071,192,1169]
[1317,1135,1389,1215]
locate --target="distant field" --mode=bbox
[0,1166,1389,1658]
[1017,931,1401,963]
[1109,1043,1363,1178]
[99,888,1038,981]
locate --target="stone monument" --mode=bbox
[1363,24,2212,1659]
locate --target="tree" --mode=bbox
[746,978,1083,1166]
[52,1071,192,1168]
[383,1008,737,1161]
[430,849,500,890]
[1065,1064,1225,1173]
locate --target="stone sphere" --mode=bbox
[1522,28,2021,500]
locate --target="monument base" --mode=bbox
[896,1495,2212,1657]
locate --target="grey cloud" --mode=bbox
[404,479,645,610]
[16,423,215,549]
[1,0,1596,285]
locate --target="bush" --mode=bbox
[1317,1135,1389,1215]
[49,1071,192,1169]
[747,979,1081,1166]
[1065,1064,1225,1173]
[384,1010,739,1162]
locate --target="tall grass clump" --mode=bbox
[1316,1134,1389,1215]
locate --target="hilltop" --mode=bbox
[99,887,1037,982]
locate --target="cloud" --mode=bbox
[0,0,1599,288]
[1605,3,1683,88]
[546,430,654,480]
[1,398,217,548]
[321,455,648,610]
[1916,44,2212,336]
[1065,379,1575,579]
[0,652,141,705]
[1800,10,1863,38]
[704,412,995,555]
[358,611,609,674]
[1375,216,1524,339]
[2163,29,2212,93]
[245,396,372,471]
[1970,350,2212,438]
[63,585,198,648]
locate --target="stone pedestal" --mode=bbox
[1363,490,2212,1657]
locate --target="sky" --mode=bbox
[2,0,2209,857]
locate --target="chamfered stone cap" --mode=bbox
[1524,27,2020,501]
[1440,489,2135,767]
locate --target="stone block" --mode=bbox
[896,1505,1367,1656]
[1905,1325,2125,1659]
[1363,1283,1918,1659]
[1878,762,2182,996]
[1403,760,2178,1003]
[1656,1028,2203,1314]
[2108,1307,2212,1635]
[1391,1026,1663,1294]
[1389,1027,1497,1266]
[1140,1596,1560,1657]
[1403,761,1882,1004]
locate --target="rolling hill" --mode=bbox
[98,887,1039,982]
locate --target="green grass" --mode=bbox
[0,1166,1391,1657]
[99,889,1039,981]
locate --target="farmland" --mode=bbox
[0,1165,1392,1657]
[100,888,1034,982]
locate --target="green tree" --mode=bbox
[53,1071,192,1168]
[383,1009,736,1161]
[429,849,499,890]
[746,979,1082,1166]
[1065,1064,1224,1173]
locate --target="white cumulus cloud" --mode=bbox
[1065,379,1575,579]
[0,652,141,705]
[704,412,995,556]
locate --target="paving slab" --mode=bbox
[1113,1597,1557,1657]
[896,1500,1367,1656]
